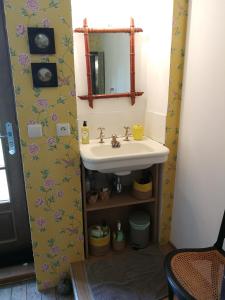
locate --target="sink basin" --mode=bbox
[80,137,169,174]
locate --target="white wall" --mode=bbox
[71,0,173,140]
[171,0,225,248]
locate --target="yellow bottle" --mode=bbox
[81,121,89,144]
[132,124,144,140]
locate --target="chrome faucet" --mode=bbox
[98,127,105,143]
[123,126,130,141]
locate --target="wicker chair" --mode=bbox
[164,211,225,300]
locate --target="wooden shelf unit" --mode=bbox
[81,163,160,258]
[86,193,155,212]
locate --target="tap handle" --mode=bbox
[123,126,130,141]
[98,127,105,132]
[98,127,105,143]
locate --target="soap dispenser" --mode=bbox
[81,121,89,144]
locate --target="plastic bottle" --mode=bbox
[114,220,124,242]
[81,121,89,144]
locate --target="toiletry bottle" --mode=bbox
[81,121,89,144]
[132,124,144,140]
[113,220,124,242]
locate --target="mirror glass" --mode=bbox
[89,33,130,95]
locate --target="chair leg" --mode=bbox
[168,284,174,300]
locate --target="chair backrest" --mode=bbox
[214,210,225,250]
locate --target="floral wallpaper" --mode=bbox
[3,0,84,290]
[160,0,189,244]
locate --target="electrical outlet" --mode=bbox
[56,123,71,136]
[28,124,42,138]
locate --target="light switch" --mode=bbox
[28,124,42,138]
[56,123,71,136]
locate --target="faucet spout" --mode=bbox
[111,134,120,148]
[98,127,105,143]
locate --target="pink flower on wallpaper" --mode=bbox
[47,137,56,146]
[28,144,40,156]
[61,255,68,262]
[44,178,55,189]
[42,280,51,289]
[16,24,26,36]
[36,217,47,229]
[42,18,50,27]
[78,234,84,241]
[42,263,49,272]
[51,113,58,122]
[51,246,60,254]
[26,0,39,12]
[70,90,76,97]
[54,210,63,222]
[62,159,75,168]
[57,190,64,198]
[35,197,44,207]
[58,76,71,86]
[37,98,48,109]
[75,168,80,176]
[18,53,30,66]
[27,120,36,125]
[66,227,78,235]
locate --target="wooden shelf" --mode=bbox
[86,193,155,212]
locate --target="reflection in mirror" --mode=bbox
[89,33,130,95]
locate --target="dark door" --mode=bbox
[0,0,32,266]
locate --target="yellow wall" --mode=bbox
[4,0,84,290]
[160,0,189,244]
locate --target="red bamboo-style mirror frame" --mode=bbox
[74,18,144,108]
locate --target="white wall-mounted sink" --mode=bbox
[80,137,169,174]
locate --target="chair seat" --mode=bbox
[170,249,225,300]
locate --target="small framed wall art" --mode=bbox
[31,63,58,87]
[28,27,55,54]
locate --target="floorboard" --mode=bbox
[0,280,74,300]
[0,285,11,300]
[27,280,42,300]
[11,282,26,300]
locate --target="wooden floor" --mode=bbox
[0,280,74,300]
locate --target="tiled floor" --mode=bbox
[0,280,74,300]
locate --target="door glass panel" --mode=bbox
[0,139,5,168]
[0,169,10,203]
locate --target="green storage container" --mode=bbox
[129,211,150,248]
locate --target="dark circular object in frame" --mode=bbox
[37,67,52,82]
[34,33,50,49]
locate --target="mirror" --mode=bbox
[89,33,130,95]
[74,18,143,108]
